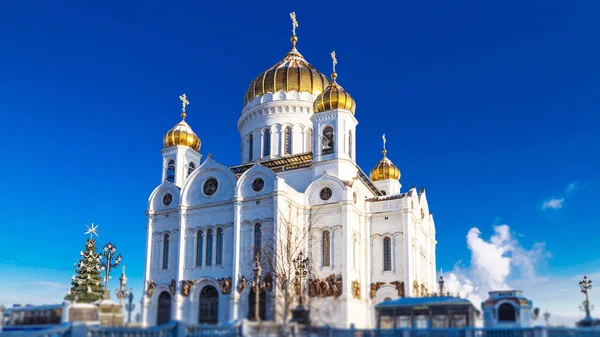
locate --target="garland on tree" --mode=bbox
[65,238,104,303]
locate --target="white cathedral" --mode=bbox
[142,16,437,329]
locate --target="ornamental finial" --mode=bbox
[382,134,387,156]
[331,51,338,82]
[290,12,298,49]
[179,94,189,120]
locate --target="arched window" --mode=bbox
[216,228,223,265]
[198,286,219,324]
[322,126,334,155]
[322,231,331,267]
[166,160,175,183]
[188,162,195,176]
[306,129,313,153]
[249,134,254,161]
[195,230,203,267]
[383,237,392,271]
[498,303,516,321]
[156,291,171,325]
[263,129,271,157]
[254,223,262,258]
[206,229,213,266]
[348,130,353,159]
[162,234,169,269]
[284,127,292,155]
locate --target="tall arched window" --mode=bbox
[196,230,203,267]
[254,223,262,258]
[188,162,195,176]
[322,231,331,267]
[162,234,169,269]
[263,129,271,157]
[498,303,516,321]
[198,286,219,324]
[322,126,334,155]
[383,237,392,271]
[306,129,312,153]
[206,229,213,266]
[348,130,353,159]
[284,127,292,155]
[166,160,175,183]
[248,134,254,161]
[216,228,223,265]
[156,291,171,325]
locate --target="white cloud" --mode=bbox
[542,198,565,210]
[442,224,599,326]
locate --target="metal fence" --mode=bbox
[0,324,71,337]
[87,321,177,337]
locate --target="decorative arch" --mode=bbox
[156,291,171,325]
[498,302,517,322]
[198,285,219,324]
[166,160,175,183]
[321,125,334,155]
[304,172,347,206]
[181,154,237,205]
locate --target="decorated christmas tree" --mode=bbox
[65,224,104,303]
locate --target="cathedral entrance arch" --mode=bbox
[156,291,171,325]
[198,285,219,324]
[248,288,266,320]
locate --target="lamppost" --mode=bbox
[544,311,551,326]
[438,274,445,296]
[579,276,593,320]
[291,250,310,325]
[115,266,130,306]
[101,242,122,298]
[250,253,265,321]
[125,292,135,324]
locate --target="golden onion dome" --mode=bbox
[163,94,201,151]
[313,51,356,114]
[243,35,330,107]
[370,150,400,181]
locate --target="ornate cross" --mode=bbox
[382,134,387,151]
[290,12,298,35]
[331,51,337,74]
[179,93,189,119]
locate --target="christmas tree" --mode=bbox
[65,224,104,303]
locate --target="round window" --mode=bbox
[252,178,264,192]
[320,187,332,201]
[203,178,219,196]
[162,193,173,206]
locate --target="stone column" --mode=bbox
[230,197,243,322]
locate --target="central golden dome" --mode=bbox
[244,36,330,107]
[370,150,400,181]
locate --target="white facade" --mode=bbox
[142,41,437,329]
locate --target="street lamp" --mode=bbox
[125,292,135,324]
[290,250,310,325]
[115,266,130,306]
[101,241,122,297]
[438,275,445,296]
[249,253,265,321]
[544,311,551,326]
[579,276,594,319]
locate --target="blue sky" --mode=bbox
[0,0,599,325]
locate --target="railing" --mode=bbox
[547,329,600,337]
[184,322,241,337]
[0,324,71,337]
[87,321,177,337]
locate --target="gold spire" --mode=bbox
[179,93,189,120]
[370,135,400,181]
[290,12,298,49]
[313,51,356,114]
[163,94,200,151]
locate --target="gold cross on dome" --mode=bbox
[290,12,298,35]
[331,51,337,73]
[382,134,387,150]
[179,94,189,112]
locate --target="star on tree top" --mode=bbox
[85,223,99,239]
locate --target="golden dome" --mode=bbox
[370,150,400,181]
[163,94,201,151]
[243,36,330,107]
[313,74,356,114]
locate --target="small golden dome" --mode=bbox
[163,120,200,151]
[313,74,356,114]
[163,94,201,151]
[314,51,356,114]
[370,150,400,181]
[243,36,330,107]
